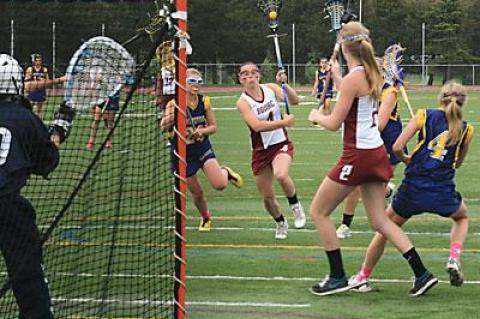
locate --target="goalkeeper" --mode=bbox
[0,54,74,319]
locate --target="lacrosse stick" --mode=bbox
[383,43,414,118]
[257,0,290,114]
[317,0,356,111]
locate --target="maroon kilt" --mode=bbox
[328,146,393,186]
[252,140,294,176]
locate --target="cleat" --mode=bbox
[446,258,464,287]
[290,202,306,229]
[222,166,244,188]
[310,275,350,296]
[198,219,212,232]
[348,274,372,293]
[275,220,288,240]
[336,224,352,240]
[105,139,113,149]
[409,271,438,296]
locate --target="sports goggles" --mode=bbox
[186,77,204,85]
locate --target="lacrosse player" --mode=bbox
[0,54,74,319]
[336,48,407,240]
[25,53,49,120]
[85,91,119,151]
[236,61,306,240]
[311,57,334,114]
[349,82,473,291]
[160,68,243,232]
[308,22,436,296]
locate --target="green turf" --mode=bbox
[184,89,480,319]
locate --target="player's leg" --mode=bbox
[447,201,468,286]
[202,158,243,190]
[86,106,102,150]
[360,182,437,296]
[187,175,211,232]
[34,101,45,120]
[349,206,408,292]
[323,97,332,115]
[272,152,306,228]
[255,167,288,239]
[0,195,54,319]
[337,186,360,239]
[310,177,354,296]
[104,110,115,149]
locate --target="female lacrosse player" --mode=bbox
[349,82,473,292]
[0,54,74,319]
[85,91,119,151]
[25,54,49,120]
[307,22,436,296]
[311,57,334,114]
[336,54,405,240]
[160,68,243,232]
[236,62,306,240]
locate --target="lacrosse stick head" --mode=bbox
[324,0,346,32]
[383,43,406,87]
[257,0,284,32]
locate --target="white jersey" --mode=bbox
[161,68,175,95]
[240,84,287,150]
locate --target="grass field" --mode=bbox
[1,88,478,319]
[185,88,480,319]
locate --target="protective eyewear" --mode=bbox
[186,77,204,85]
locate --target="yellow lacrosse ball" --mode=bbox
[269,11,277,20]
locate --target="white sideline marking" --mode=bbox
[52,297,309,308]
[187,275,480,285]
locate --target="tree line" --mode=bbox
[1,0,478,70]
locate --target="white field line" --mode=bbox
[36,224,480,237]
[3,271,478,286]
[52,297,309,308]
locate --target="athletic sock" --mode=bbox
[403,247,427,278]
[200,210,210,221]
[358,265,372,280]
[326,249,346,279]
[274,214,285,223]
[342,213,354,228]
[287,194,298,206]
[449,242,463,261]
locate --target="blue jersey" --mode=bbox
[0,100,59,196]
[380,83,405,165]
[381,83,400,121]
[316,69,333,96]
[405,108,474,187]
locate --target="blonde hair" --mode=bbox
[186,68,202,77]
[438,82,467,146]
[340,22,382,100]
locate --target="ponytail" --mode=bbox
[438,82,466,146]
[359,40,382,100]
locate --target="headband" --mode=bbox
[341,33,370,43]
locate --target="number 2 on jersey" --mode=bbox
[0,127,12,166]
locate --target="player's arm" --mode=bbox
[29,116,60,177]
[311,70,319,96]
[48,101,76,147]
[307,71,356,131]
[160,99,175,131]
[455,125,474,169]
[236,97,294,132]
[194,96,216,138]
[24,76,65,92]
[266,71,299,105]
[378,87,398,131]
[393,109,424,164]
[24,66,33,82]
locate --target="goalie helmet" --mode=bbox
[0,54,23,95]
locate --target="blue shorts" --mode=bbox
[98,98,120,112]
[27,90,47,103]
[381,120,406,165]
[392,179,462,218]
[171,140,216,177]
[316,90,333,99]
